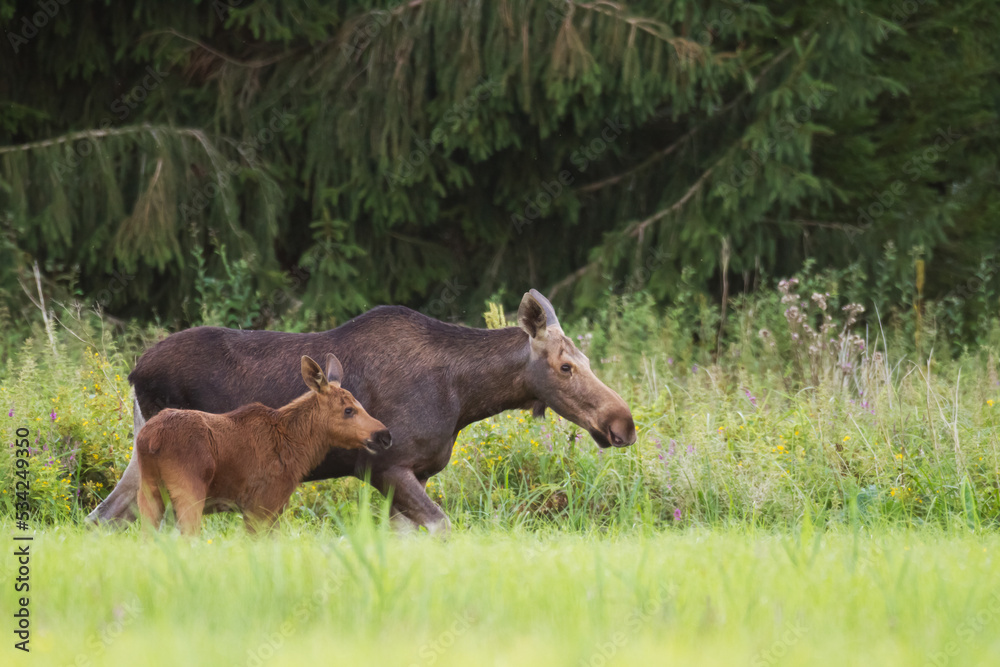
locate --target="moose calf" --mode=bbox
[136,353,390,535]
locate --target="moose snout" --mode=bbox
[367,429,392,450]
[607,416,637,448]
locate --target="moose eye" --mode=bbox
[560,364,572,373]
[344,407,354,417]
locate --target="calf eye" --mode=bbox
[344,407,354,417]
[560,364,572,373]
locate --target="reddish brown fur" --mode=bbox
[135,354,389,535]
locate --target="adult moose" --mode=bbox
[88,289,636,534]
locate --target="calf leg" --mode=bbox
[137,479,165,534]
[86,396,146,526]
[373,468,451,536]
[165,476,208,537]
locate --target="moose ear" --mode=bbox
[301,355,329,394]
[324,353,343,389]
[518,289,562,339]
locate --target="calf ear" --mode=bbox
[531,400,547,419]
[301,355,329,393]
[324,353,343,389]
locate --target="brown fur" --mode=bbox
[92,289,635,535]
[135,354,389,535]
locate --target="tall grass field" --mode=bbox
[3,273,1000,665]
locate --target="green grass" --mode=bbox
[4,283,1000,664]
[3,514,999,666]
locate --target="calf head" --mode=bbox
[518,289,637,448]
[301,354,392,452]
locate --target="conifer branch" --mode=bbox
[627,163,716,239]
[0,124,215,156]
[147,29,296,69]
[576,40,801,195]
[550,161,717,298]
[576,124,698,194]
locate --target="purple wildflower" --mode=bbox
[673,508,682,521]
[7,407,12,418]
[667,357,674,365]
[50,411,57,421]
[686,443,694,455]
[668,439,677,456]
[692,364,698,374]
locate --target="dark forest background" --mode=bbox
[1,0,999,345]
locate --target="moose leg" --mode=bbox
[373,467,450,536]
[86,396,146,526]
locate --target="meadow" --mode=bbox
[3,271,1000,665]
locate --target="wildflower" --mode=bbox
[668,440,676,456]
[673,508,682,521]
[842,435,851,442]
[50,411,57,421]
[686,443,694,455]
[989,400,995,407]
[7,407,12,418]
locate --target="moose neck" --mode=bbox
[450,327,536,429]
[274,394,335,481]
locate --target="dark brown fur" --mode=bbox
[135,354,390,535]
[91,290,636,534]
